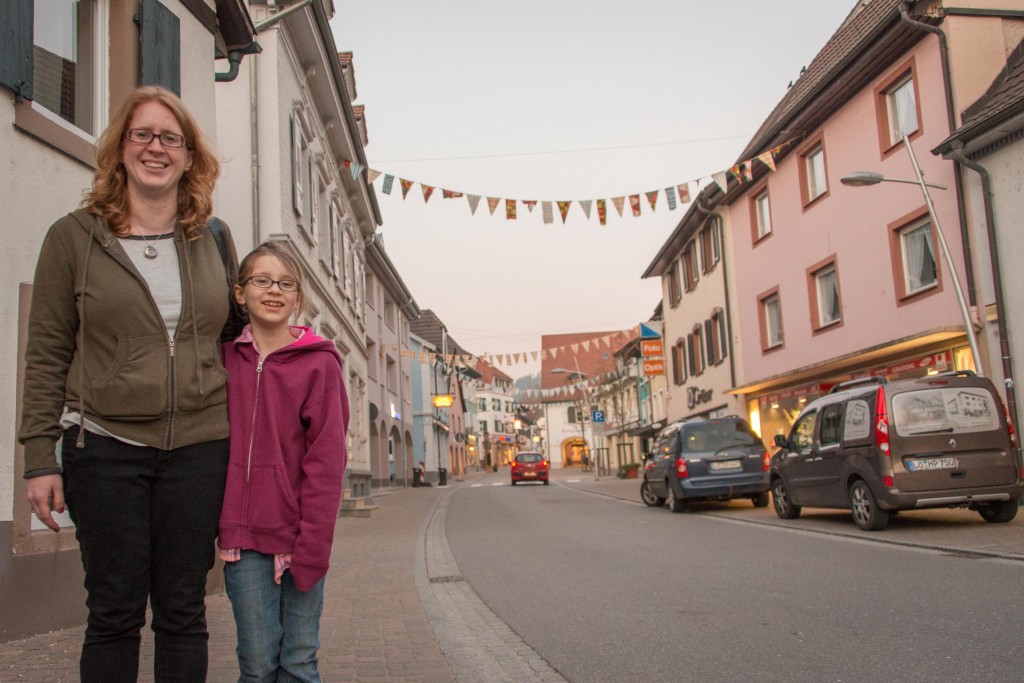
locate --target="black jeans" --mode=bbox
[62,430,229,682]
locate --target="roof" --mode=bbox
[474,359,513,386]
[642,185,721,278]
[934,38,1024,154]
[409,309,473,357]
[539,331,633,401]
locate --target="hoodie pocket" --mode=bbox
[175,335,228,412]
[246,465,300,533]
[88,334,169,419]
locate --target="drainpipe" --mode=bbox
[947,144,1020,457]
[249,51,260,247]
[898,3,978,311]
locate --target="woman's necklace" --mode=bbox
[132,216,177,259]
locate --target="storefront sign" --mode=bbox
[687,386,714,409]
[643,359,665,375]
[641,340,663,357]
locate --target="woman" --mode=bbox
[20,86,240,682]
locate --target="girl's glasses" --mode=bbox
[124,129,188,148]
[243,276,301,293]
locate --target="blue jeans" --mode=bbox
[224,550,325,683]
[61,430,230,682]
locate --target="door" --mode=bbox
[779,409,818,504]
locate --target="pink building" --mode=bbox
[720,1,1023,443]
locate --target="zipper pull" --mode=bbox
[257,358,264,373]
[169,338,175,357]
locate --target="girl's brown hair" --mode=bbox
[237,241,308,319]
[85,85,220,240]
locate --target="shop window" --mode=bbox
[750,187,772,243]
[682,242,699,291]
[666,260,682,307]
[799,136,829,207]
[672,339,686,386]
[874,58,922,154]
[758,288,784,351]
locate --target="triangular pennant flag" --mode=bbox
[505,354,512,366]
[442,189,456,199]
[349,162,365,180]
[557,201,571,223]
[571,343,579,354]
[541,350,549,360]
[582,340,591,352]
[523,200,537,213]
[421,184,435,203]
[712,171,729,194]
[382,174,395,195]
[366,169,381,184]
[550,346,559,358]
[467,194,481,215]
[579,199,593,219]
[487,197,501,215]
[542,201,554,224]
[665,186,677,210]
[729,165,743,182]
[513,352,521,363]
[400,179,414,199]
[531,351,538,361]
[741,161,753,182]
[612,196,625,216]
[341,159,353,169]
[597,199,607,226]
[645,190,659,211]
[758,150,777,172]
[677,183,691,204]
[506,199,517,220]
[629,194,641,217]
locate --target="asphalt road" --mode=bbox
[445,471,1024,683]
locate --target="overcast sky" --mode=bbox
[331,1,858,378]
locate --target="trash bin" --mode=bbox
[412,467,422,487]
[438,468,448,486]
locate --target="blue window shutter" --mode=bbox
[0,0,33,99]
[140,0,180,96]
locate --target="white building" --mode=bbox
[473,360,516,469]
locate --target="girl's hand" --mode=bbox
[26,475,65,532]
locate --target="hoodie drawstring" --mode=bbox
[76,225,96,449]
[181,234,204,398]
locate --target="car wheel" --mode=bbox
[640,481,666,507]
[543,479,549,486]
[849,480,890,531]
[666,482,686,513]
[751,491,770,508]
[771,477,801,520]
[978,499,1018,523]
[510,481,516,486]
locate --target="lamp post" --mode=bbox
[840,135,983,376]
[552,364,600,481]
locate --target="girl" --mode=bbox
[218,241,349,682]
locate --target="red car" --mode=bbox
[511,451,549,485]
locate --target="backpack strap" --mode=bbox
[208,216,230,277]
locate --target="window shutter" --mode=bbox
[705,319,713,363]
[0,0,33,99]
[140,0,181,96]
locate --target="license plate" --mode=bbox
[710,460,742,472]
[907,457,957,471]
[524,472,536,477]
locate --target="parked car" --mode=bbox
[640,416,770,512]
[511,451,549,485]
[770,372,1022,531]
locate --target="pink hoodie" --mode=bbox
[217,326,350,591]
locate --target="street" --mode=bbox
[447,469,1024,682]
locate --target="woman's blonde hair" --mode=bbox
[237,241,308,319]
[85,85,220,240]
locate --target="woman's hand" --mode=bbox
[26,475,65,532]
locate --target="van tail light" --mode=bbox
[874,385,891,457]
[675,457,689,479]
[997,395,1017,448]
[761,450,770,472]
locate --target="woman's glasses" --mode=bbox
[243,276,301,293]
[124,129,188,148]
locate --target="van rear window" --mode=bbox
[891,388,1000,436]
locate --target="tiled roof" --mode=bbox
[474,359,513,385]
[939,38,1024,147]
[409,309,472,357]
[539,331,633,400]
[738,0,905,161]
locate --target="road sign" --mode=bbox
[641,339,663,357]
[592,410,605,423]
[640,322,663,340]
[643,359,665,375]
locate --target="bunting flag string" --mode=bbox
[342,138,797,224]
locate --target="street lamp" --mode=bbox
[551,365,600,481]
[840,135,982,376]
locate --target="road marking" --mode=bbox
[470,484,482,488]
[491,483,504,486]
[566,479,581,483]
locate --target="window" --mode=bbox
[751,189,772,242]
[479,419,488,432]
[495,421,504,433]
[32,0,99,134]
[819,404,843,447]
[478,398,487,411]
[568,406,585,423]
[708,308,727,365]
[666,260,682,307]
[798,136,829,207]
[790,411,817,455]
[682,242,699,292]
[688,326,705,376]
[700,220,720,273]
[671,339,686,386]
[491,398,501,411]
[505,401,513,413]
[307,153,318,240]
[291,110,306,218]
[899,220,937,297]
[758,288,783,351]
[875,59,922,153]
[807,258,842,331]
[386,356,397,393]
[316,171,331,266]
[383,296,396,329]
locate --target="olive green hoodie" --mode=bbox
[19,209,239,474]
